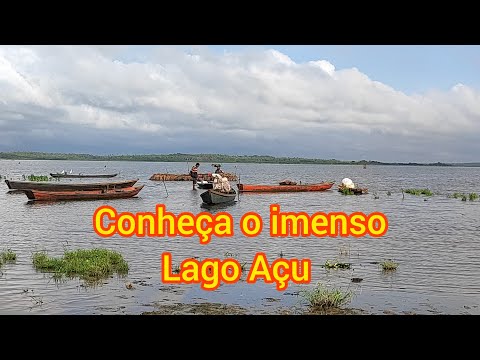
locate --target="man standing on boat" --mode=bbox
[190,163,200,190]
[213,163,224,174]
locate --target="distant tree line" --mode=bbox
[0,151,474,166]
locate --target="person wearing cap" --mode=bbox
[213,163,224,174]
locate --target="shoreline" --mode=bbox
[1,152,478,167]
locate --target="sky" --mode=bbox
[1,45,479,163]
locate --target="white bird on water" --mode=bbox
[69,169,73,174]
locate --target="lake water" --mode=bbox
[1,160,479,315]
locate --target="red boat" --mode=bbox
[5,178,138,191]
[237,182,334,193]
[22,185,144,201]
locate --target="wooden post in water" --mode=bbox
[237,174,241,201]
[163,173,169,197]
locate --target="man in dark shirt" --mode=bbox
[213,163,224,174]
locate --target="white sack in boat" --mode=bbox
[221,177,231,192]
[341,178,355,189]
[212,173,223,190]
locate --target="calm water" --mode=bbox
[1,160,479,315]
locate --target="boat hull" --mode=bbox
[23,185,144,201]
[5,179,138,191]
[237,182,334,193]
[200,189,237,204]
[50,173,118,178]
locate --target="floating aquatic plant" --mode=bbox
[324,260,351,269]
[405,188,433,196]
[1,249,17,263]
[380,259,398,271]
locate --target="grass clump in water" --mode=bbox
[448,192,478,201]
[1,249,17,263]
[324,260,351,269]
[32,248,128,283]
[300,283,354,310]
[1,249,17,268]
[380,259,398,271]
[405,188,433,196]
[449,192,464,199]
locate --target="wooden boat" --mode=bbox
[22,185,144,201]
[50,173,118,178]
[200,189,237,205]
[5,179,138,191]
[338,184,368,195]
[237,182,334,193]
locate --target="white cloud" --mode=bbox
[269,49,295,66]
[309,59,335,76]
[0,45,479,162]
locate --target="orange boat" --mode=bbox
[237,182,334,193]
[22,185,144,201]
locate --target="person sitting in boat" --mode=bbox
[213,163,224,174]
[190,163,200,190]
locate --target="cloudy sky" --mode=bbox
[1,45,479,162]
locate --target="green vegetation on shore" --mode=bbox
[300,283,354,309]
[0,151,473,166]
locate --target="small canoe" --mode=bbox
[5,179,138,191]
[50,173,118,178]
[237,182,334,193]
[200,189,237,205]
[23,185,144,201]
